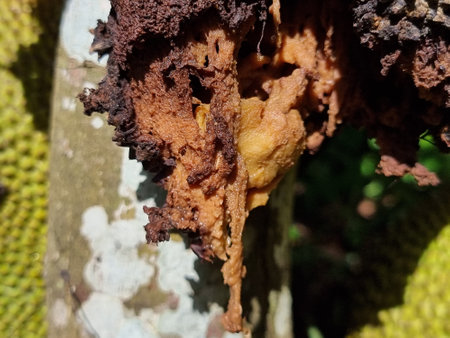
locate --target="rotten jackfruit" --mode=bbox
[80,0,448,332]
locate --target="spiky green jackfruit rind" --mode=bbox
[348,188,450,337]
[0,0,58,335]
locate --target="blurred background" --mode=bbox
[0,0,449,337]
[290,127,450,337]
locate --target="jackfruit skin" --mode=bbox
[353,0,450,109]
[348,188,450,337]
[0,0,61,335]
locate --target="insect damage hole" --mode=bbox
[189,74,212,104]
[215,41,220,54]
[190,73,212,132]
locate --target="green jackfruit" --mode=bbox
[349,189,450,337]
[0,0,62,335]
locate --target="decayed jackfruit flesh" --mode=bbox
[128,11,320,330]
[80,0,447,333]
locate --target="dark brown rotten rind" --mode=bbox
[80,0,449,333]
[352,0,449,183]
[353,0,450,108]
